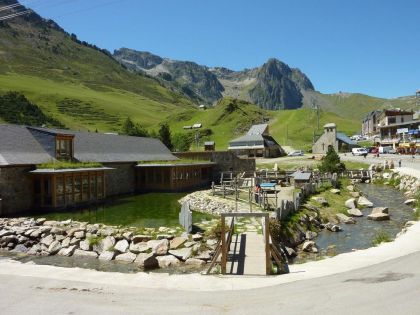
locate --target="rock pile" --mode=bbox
[179,190,250,215]
[0,218,216,270]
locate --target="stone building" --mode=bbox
[0,125,216,215]
[228,124,285,158]
[312,123,357,154]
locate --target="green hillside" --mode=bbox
[165,98,359,151]
[0,8,193,131]
[269,108,359,150]
[310,92,416,121]
[166,98,268,149]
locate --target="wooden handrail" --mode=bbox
[206,217,235,275]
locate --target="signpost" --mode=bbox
[179,201,192,233]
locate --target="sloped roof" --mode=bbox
[337,132,357,145]
[247,124,268,135]
[0,125,53,166]
[291,171,312,181]
[0,125,177,166]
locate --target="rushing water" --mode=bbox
[30,193,213,228]
[295,183,415,263]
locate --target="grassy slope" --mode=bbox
[166,98,359,151]
[0,12,193,131]
[312,92,415,121]
[166,98,267,149]
[269,108,358,150]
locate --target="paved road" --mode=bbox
[340,153,420,171]
[1,251,419,314]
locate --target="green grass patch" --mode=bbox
[37,161,103,170]
[372,230,391,246]
[344,161,370,170]
[87,235,104,246]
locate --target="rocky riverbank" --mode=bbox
[0,217,218,270]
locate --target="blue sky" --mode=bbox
[21,0,420,98]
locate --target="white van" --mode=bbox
[352,148,368,156]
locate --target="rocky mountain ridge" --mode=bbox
[113,48,315,110]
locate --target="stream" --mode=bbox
[295,183,415,263]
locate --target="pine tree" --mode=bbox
[319,146,345,173]
[158,123,173,150]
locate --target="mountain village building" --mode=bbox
[0,125,218,215]
[312,123,357,154]
[228,124,285,158]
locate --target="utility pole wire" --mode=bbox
[0,10,32,21]
[0,3,22,12]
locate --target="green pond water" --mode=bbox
[32,193,214,228]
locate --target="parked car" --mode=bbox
[288,150,304,156]
[352,148,368,156]
[379,146,396,154]
[368,147,379,154]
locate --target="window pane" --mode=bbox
[56,176,64,194]
[82,176,89,201]
[74,175,81,193]
[65,176,73,193]
[90,175,96,199]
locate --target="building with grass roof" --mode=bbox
[0,124,216,214]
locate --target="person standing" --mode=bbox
[398,159,402,168]
[254,184,261,203]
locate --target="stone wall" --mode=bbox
[0,166,34,215]
[103,162,136,197]
[174,151,255,181]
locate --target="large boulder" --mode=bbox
[40,234,54,247]
[79,240,91,251]
[330,189,340,194]
[114,239,129,253]
[324,222,341,232]
[305,231,318,240]
[132,235,152,243]
[358,196,373,208]
[284,246,297,257]
[156,255,181,268]
[345,198,357,209]
[367,213,390,221]
[170,236,188,249]
[94,236,116,253]
[148,239,169,256]
[404,199,416,205]
[302,241,318,253]
[347,208,363,217]
[47,240,62,254]
[115,252,137,263]
[73,249,98,258]
[336,213,356,224]
[169,248,192,261]
[195,251,212,261]
[129,242,149,254]
[350,192,360,198]
[57,245,77,257]
[371,207,389,215]
[135,253,158,269]
[99,251,116,261]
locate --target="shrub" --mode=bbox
[372,230,391,246]
[207,221,229,240]
[319,146,346,174]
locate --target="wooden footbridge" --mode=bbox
[343,169,373,181]
[206,213,289,276]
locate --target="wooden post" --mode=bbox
[221,215,227,274]
[264,214,271,275]
[222,183,225,198]
[212,181,215,196]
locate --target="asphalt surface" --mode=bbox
[1,250,419,315]
[340,153,420,170]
